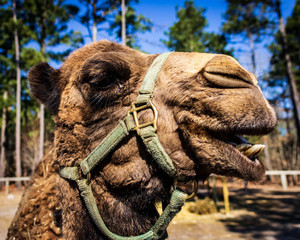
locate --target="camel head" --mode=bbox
[28,40,276,193]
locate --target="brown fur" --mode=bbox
[7,41,276,239]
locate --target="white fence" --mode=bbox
[0,177,31,195]
[265,170,300,190]
[0,171,299,195]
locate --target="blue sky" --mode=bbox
[133,0,296,77]
[64,0,295,77]
[133,0,295,53]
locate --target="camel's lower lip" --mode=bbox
[190,131,266,181]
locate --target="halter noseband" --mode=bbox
[60,52,197,240]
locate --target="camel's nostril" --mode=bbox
[203,71,250,88]
[204,55,253,88]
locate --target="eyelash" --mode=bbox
[87,79,124,109]
[89,76,115,90]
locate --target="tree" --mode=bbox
[268,0,300,149]
[163,1,231,54]
[77,0,111,42]
[23,0,83,160]
[222,0,271,76]
[0,1,13,181]
[0,0,83,180]
[110,0,152,48]
[12,0,21,189]
[0,91,7,184]
[274,0,300,147]
[0,0,36,178]
[285,0,300,89]
[121,0,125,45]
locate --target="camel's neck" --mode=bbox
[59,171,171,239]
[54,122,173,239]
[96,183,162,237]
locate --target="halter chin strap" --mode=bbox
[60,52,193,240]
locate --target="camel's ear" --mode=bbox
[28,63,60,114]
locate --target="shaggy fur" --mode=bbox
[7,41,276,239]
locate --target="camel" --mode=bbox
[7,40,276,240]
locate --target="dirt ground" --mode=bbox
[1,182,300,240]
[168,182,300,240]
[0,190,23,240]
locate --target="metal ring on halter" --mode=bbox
[186,180,199,200]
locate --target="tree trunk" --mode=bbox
[0,91,8,188]
[275,0,300,147]
[263,137,272,169]
[39,104,44,160]
[248,30,272,174]
[121,0,126,45]
[39,20,46,161]
[92,0,97,42]
[13,0,22,190]
[248,32,257,76]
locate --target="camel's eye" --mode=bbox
[89,73,115,90]
[81,57,129,93]
[80,54,131,108]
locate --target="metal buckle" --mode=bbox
[128,100,158,135]
[75,161,91,185]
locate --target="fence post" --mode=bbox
[280,173,288,190]
[5,179,9,195]
[223,177,230,214]
[212,175,218,205]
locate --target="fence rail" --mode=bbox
[0,177,31,195]
[265,170,300,190]
[0,170,299,194]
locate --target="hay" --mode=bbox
[187,197,218,215]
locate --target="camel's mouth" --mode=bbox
[228,135,265,163]
[224,135,266,180]
[185,126,267,181]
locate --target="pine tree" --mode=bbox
[121,0,126,45]
[222,0,271,76]
[12,0,22,188]
[163,1,231,54]
[0,1,13,181]
[23,0,83,160]
[268,0,300,148]
[0,0,36,178]
[109,0,152,48]
[77,0,112,42]
[0,91,7,185]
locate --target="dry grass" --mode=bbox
[187,197,218,215]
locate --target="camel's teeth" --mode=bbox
[236,144,265,158]
[236,143,253,152]
[243,144,265,158]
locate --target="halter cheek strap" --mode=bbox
[60,52,193,240]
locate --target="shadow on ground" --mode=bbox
[220,188,300,240]
[2,185,300,240]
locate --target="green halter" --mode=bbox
[60,52,192,240]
